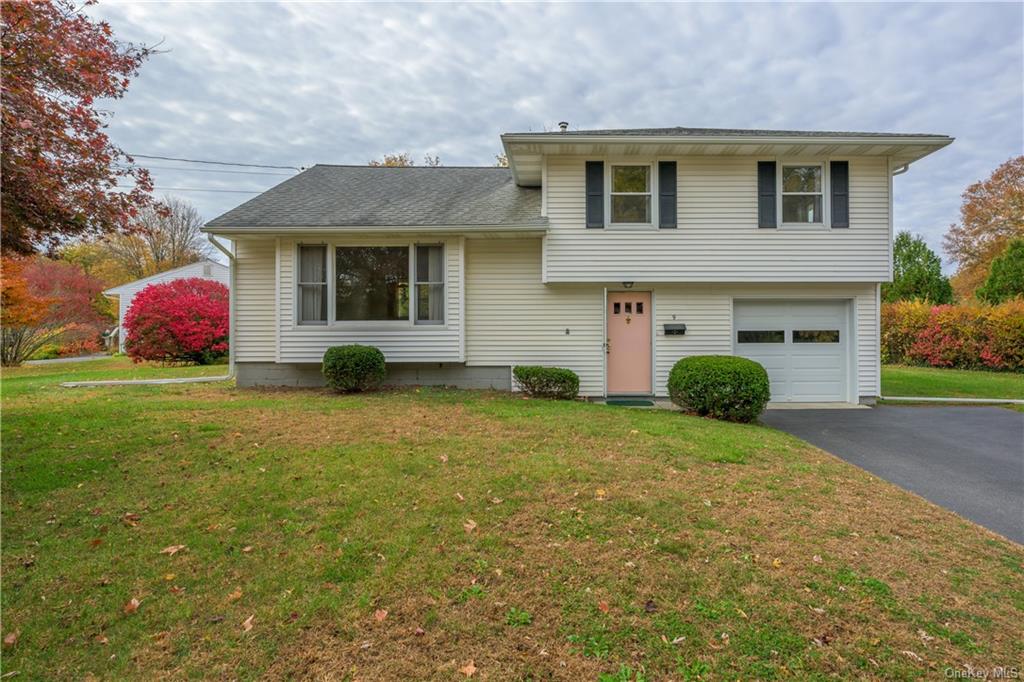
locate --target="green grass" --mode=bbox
[2,361,1022,679]
[882,364,1024,400]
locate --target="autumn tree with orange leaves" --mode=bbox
[1,0,157,254]
[944,156,1024,300]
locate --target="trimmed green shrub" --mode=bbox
[322,344,386,393]
[667,355,770,423]
[513,365,579,400]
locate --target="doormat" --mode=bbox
[605,399,655,407]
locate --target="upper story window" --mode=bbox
[298,243,444,326]
[781,164,823,224]
[610,165,651,224]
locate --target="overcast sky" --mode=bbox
[90,2,1022,270]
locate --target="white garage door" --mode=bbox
[733,300,850,403]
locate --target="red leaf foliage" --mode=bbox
[124,278,229,364]
[1,0,157,254]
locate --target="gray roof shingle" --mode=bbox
[505,126,947,138]
[206,165,544,228]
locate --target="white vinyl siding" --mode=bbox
[463,240,879,399]
[276,235,462,363]
[544,155,890,282]
[233,240,276,361]
[464,238,605,395]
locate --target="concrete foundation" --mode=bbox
[235,362,511,390]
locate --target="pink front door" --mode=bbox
[607,291,652,395]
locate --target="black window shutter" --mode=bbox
[830,161,850,228]
[757,161,777,228]
[658,161,677,228]
[585,161,604,228]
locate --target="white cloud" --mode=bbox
[90,2,1022,269]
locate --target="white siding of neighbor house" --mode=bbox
[544,155,891,282]
[464,238,879,398]
[273,235,463,364]
[107,260,230,352]
[234,240,276,361]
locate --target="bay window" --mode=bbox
[298,242,445,326]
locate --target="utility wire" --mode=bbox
[118,163,294,177]
[127,153,302,171]
[120,185,262,194]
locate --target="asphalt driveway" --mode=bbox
[762,406,1024,544]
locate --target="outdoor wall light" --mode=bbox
[622,281,634,289]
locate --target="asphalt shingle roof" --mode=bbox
[506,126,946,138]
[206,165,544,228]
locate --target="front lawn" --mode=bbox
[882,364,1024,400]
[2,364,1021,679]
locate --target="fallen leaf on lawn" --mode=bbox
[414,626,425,636]
[455,492,465,502]
[169,586,185,596]
[644,599,657,613]
[463,519,477,533]
[771,558,782,569]
[123,598,140,615]
[208,615,225,624]
[241,546,253,553]
[3,630,19,647]
[459,660,477,677]
[490,497,503,504]
[595,488,607,499]
[438,454,448,463]
[159,544,186,556]
[228,588,243,602]
[242,614,254,632]
[122,513,141,527]
[597,601,610,614]
[901,650,923,663]
[736,608,749,619]
[812,554,823,563]
[373,609,388,622]
[163,573,175,581]
[671,636,686,645]
[89,538,103,548]
[95,634,109,645]
[917,629,935,642]
[629,429,639,435]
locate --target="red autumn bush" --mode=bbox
[882,300,1024,371]
[124,278,229,364]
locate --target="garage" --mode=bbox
[733,300,851,403]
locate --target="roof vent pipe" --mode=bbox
[558,121,569,132]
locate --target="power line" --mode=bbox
[118,163,294,177]
[127,153,302,171]
[120,185,262,194]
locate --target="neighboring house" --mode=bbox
[103,260,230,352]
[203,126,951,403]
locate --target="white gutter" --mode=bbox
[891,163,911,176]
[501,133,955,147]
[208,235,236,379]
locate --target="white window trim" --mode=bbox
[605,161,658,228]
[294,241,446,330]
[777,160,830,229]
[413,242,446,326]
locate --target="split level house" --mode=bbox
[203,126,952,403]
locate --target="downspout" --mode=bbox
[208,235,236,379]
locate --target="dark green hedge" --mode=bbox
[667,355,770,423]
[513,365,580,400]
[322,344,386,393]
